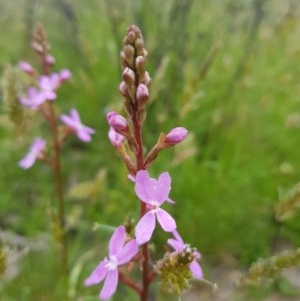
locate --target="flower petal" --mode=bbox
[156,209,176,232]
[189,260,203,279]
[70,108,80,122]
[109,226,126,256]
[100,269,118,300]
[84,260,108,286]
[18,153,35,169]
[155,172,171,204]
[135,211,156,245]
[135,170,153,203]
[60,114,77,127]
[116,239,138,265]
[167,238,184,252]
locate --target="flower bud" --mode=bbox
[119,81,128,97]
[164,127,188,144]
[122,67,135,87]
[108,127,126,147]
[44,54,55,66]
[107,111,128,132]
[59,69,72,82]
[136,84,149,104]
[18,61,35,75]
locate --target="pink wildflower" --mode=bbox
[60,108,95,142]
[164,127,188,144]
[134,170,177,245]
[58,69,72,82]
[167,230,203,279]
[38,74,60,100]
[19,87,47,110]
[18,138,46,169]
[84,226,138,300]
[108,127,126,147]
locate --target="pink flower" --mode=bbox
[108,127,126,147]
[167,230,203,279]
[19,87,47,110]
[107,111,128,132]
[84,226,138,300]
[60,108,95,142]
[134,170,177,245]
[38,74,60,100]
[18,138,46,169]
[164,127,188,144]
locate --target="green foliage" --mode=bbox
[1,0,300,300]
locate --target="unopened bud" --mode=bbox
[135,38,144,56]
[44,54,55,66]
[108,127,126,147]
[18,61,35,75]
[59,69,72,82]
[136,84,149,103]
[135,56,146,70]
[107,111,128,132]
[127,31,137,44]
[122,67,135,87]
[165,127,188,144]
[119,81,128,97]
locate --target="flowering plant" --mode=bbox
[84,25,203,300]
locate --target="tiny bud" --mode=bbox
[108,127,126,147]
[135,56,146,69]
[123,45,135,66]
[136,84,149,103]
[59,69,72,82]
[122,67,135,87]
[141,71,151,86]
[44,54,55,66]
[127,31,137,44]
[119,81,129,97]
[135,38,144,56]
[165,127,188,144]
[107,111,128,132]
[18,61,35,75]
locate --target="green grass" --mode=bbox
[1,0,300,300]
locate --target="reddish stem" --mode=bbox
[119,271,142,295]
[131,106,149,301]
[48,101,68,277]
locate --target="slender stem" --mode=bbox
[119,271,142,295]
[132,107,149,301]
[48,101,68,277]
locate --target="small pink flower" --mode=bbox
[167,230,203,279]
[84,226,138,300]
[60,108,95,142]
[18,138,46,169]
[164,127,188,144]
[38,74,60,100]
[108,127,126,147]
[19,87,47,110]
[107,111,128,132]
[18,61,35,75]
[134,170,177,245]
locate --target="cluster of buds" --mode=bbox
[119,25,150,123]
[107,25,188,173]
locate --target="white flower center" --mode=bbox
[149,200,159,212]
[106,255,118,271]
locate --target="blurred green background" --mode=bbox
[1,0,300,300]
